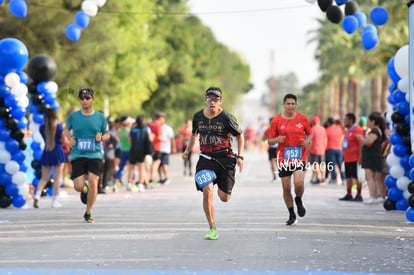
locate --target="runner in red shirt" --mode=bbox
[268,94,312,226]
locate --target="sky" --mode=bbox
[187,0,323,97]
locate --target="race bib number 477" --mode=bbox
[77,138,96,152]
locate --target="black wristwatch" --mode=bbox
[237,155,244,160]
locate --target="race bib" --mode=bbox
[284,146,302,160]
[342,139,348,149]
[77,138,96,152]
[195,169,216,188]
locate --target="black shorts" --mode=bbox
[278,161,306,178]
[152,151,162,161]
[345,162,358,179]
[268,148,276,160]
[309,154,323,164]
[129,149,146,164]
[195,156,235,195]
[71,158,103,179]
[115,148,121,158]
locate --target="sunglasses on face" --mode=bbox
[206,97,221,103]
[79,96,92,101]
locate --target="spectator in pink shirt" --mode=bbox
[309,116,327,184]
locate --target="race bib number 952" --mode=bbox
[284,146,302,160]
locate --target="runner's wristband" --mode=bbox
[237,155,244,160]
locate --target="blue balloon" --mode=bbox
[361,31,378,50]
[396,198,409,211]
[392,89,406,103]
[0,128,10,141]
[354,11,367,28]
[10,106,26,120]
[388,82,396,94]
[397,101,410,115]
[387,94,395,105]
[389,132,403,145]
[387,58,401,83]
[370,6,388,26]
[384,175,397,188]
[388,187,403,201]
[335,0,348,4]
[4,93,19,108]
[8,0,27,18]
[406,207,414,222]
[362,24,378,35]
[65,24,82,42]
[5,183,19,197]
[0,38,29,74]
[74,11,90,28]
[12,194,25,208]
[400,155,411,170]
[0,171,11,186]
[17,116,28,129]
[342,15,359,34]
[19,162,27,172]
[409,154,414,168]
[36,81,49,95]
[17,71,28,84]
[393,143,408,157]
[5,138,19,153]
[0,85,11,98]
[32,112,44,124]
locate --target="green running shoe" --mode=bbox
[204,228,219,240]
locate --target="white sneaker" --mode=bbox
[137,183,145,192]
[375,197,385,203]
[51,200,62,208]
[363,197,376,204]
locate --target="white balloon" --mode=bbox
[29,121,40,133]
[82,0,98,16]
[5,160,20,174]
[305,0,317,4]
[0,141,5,151]
[13,171,27,185]
[47,81,59,94]
[394,44,409,79]
[11,83,28,97]
[403,189,411,200]
[0,150,11,164]
[33,130,44,144]
[4,72,20,87]
[398,78,409,93]
[390,164,405,179]
[396,176,410,191]
[18,183,29,197]
[17,96,29,108]
[386,152,400,167]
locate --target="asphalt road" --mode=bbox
[0,149,413,275]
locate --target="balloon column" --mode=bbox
[0,38,30,208]
[384,44,414,222]
[65,0,107,42]
[26,54,59,199]
[7,0,28,19]
[307,0,389,51]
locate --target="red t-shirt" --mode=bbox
[148,120,162,151]
[326,125,344,150]
[343,124,363,163]
[268,112,312,163]
[310,125,327,155]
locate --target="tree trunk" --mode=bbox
[339,78,347,118]
[371,76,382,113]
[381,75,390,112]
[348,76,359,114]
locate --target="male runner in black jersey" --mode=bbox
[182,86,244,240]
